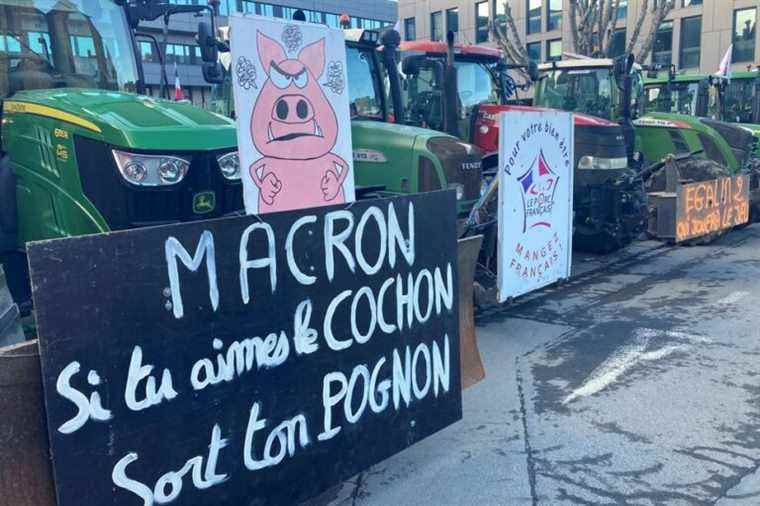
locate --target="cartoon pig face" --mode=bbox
[251,31,338,160]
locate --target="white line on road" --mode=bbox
[716,291,749,306]
[562,328,701,404]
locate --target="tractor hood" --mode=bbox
[5,89,236,151]
[473,104,618,154]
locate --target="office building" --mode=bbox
[398,0,759,74]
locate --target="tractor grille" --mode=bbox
[74,136,243,230]
[426,136,483,202]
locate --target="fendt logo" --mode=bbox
[517,149,558,232]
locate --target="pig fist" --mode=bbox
[259,171,282,205]
[321,169,342,201]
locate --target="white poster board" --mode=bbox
[497,110,574,301]
[230,14,355,214]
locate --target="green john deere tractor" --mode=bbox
[0,0,243,306]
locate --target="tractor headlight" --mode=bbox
[112,150,189,186]
[578,155,628,170]
[217,151,241,180]
[448,183,464,200]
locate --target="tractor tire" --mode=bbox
[0,155,30,310]
[0,155,17,254]
[746,157,760,224]
[647,158,731,245]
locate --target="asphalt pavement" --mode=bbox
[316,224,760,506]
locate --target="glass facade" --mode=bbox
[527,41,541,62]
[431,11,443,41]
[609,28,626,58]
[653,20,673,66]
[493,0,506,35]
[234,1,389,30]
[679,16,701,69]
[446,7,459,37]
[733,8,757,63]
[476,1,489,43]
[547,38,561,62]
[140,41,200,65]
[404,17,416,41]
[683,0,702,6]
[527,0,541,35]
[547,0,561,32]
[617,0,627,20]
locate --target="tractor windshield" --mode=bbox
[455,60,500,113]
[718,78,756,123]
[535,68,616,120]
[644,82,700,115]
[347,45,384,120]
[0,0,139,98]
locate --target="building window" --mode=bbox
[679,16,701,69]
[547,0,561,31]
[139,41,154,62]
[493,0,506,34]
[527,41,541,62]
[682,0,702,6]
[617,0,628,20]
[431,11,443,41]
[653,20,673,66]
[325,13,340,28]
[547,38,561,62]
[446,7,459,37]
[733,8,757,63]
[527,0,541,35]
[404,17,416,41]
[609,28,626,57]
[476,1,490,43]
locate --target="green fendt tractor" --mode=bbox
[643,67,760,216]
[534,55,756,241]
[203,25,484,220]
[0,0,243,306]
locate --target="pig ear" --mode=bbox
[298,38,325,79]
[257,31,287,76]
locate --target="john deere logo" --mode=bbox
[193,192,216,214]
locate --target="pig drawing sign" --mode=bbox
[230,14,355,214]
[497,110,574,301]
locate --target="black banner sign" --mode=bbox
[29,191,461,506]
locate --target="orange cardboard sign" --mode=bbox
[675,175,750,242]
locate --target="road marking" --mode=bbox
[562,328,704,404]
[716,291,749,306]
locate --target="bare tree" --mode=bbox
[569,0,674,62]
[492,1,674,64]
[490,2,528,67]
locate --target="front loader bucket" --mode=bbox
[0,340,56,506]
[458,235,485,389]
[0,265,24,347]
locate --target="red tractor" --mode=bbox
[398,38,647,255]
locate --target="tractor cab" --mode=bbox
[0,0,241,304]
[398,41,509,145]
[398,43,646,252]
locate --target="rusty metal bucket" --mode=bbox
[457,235,485,389]
[0,340,56,506]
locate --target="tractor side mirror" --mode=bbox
[198,21,218,63]
[202,62,224,84]
[527,60,539,82]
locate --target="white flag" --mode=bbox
[717,44,733,82]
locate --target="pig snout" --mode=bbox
[272,95,315,124]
